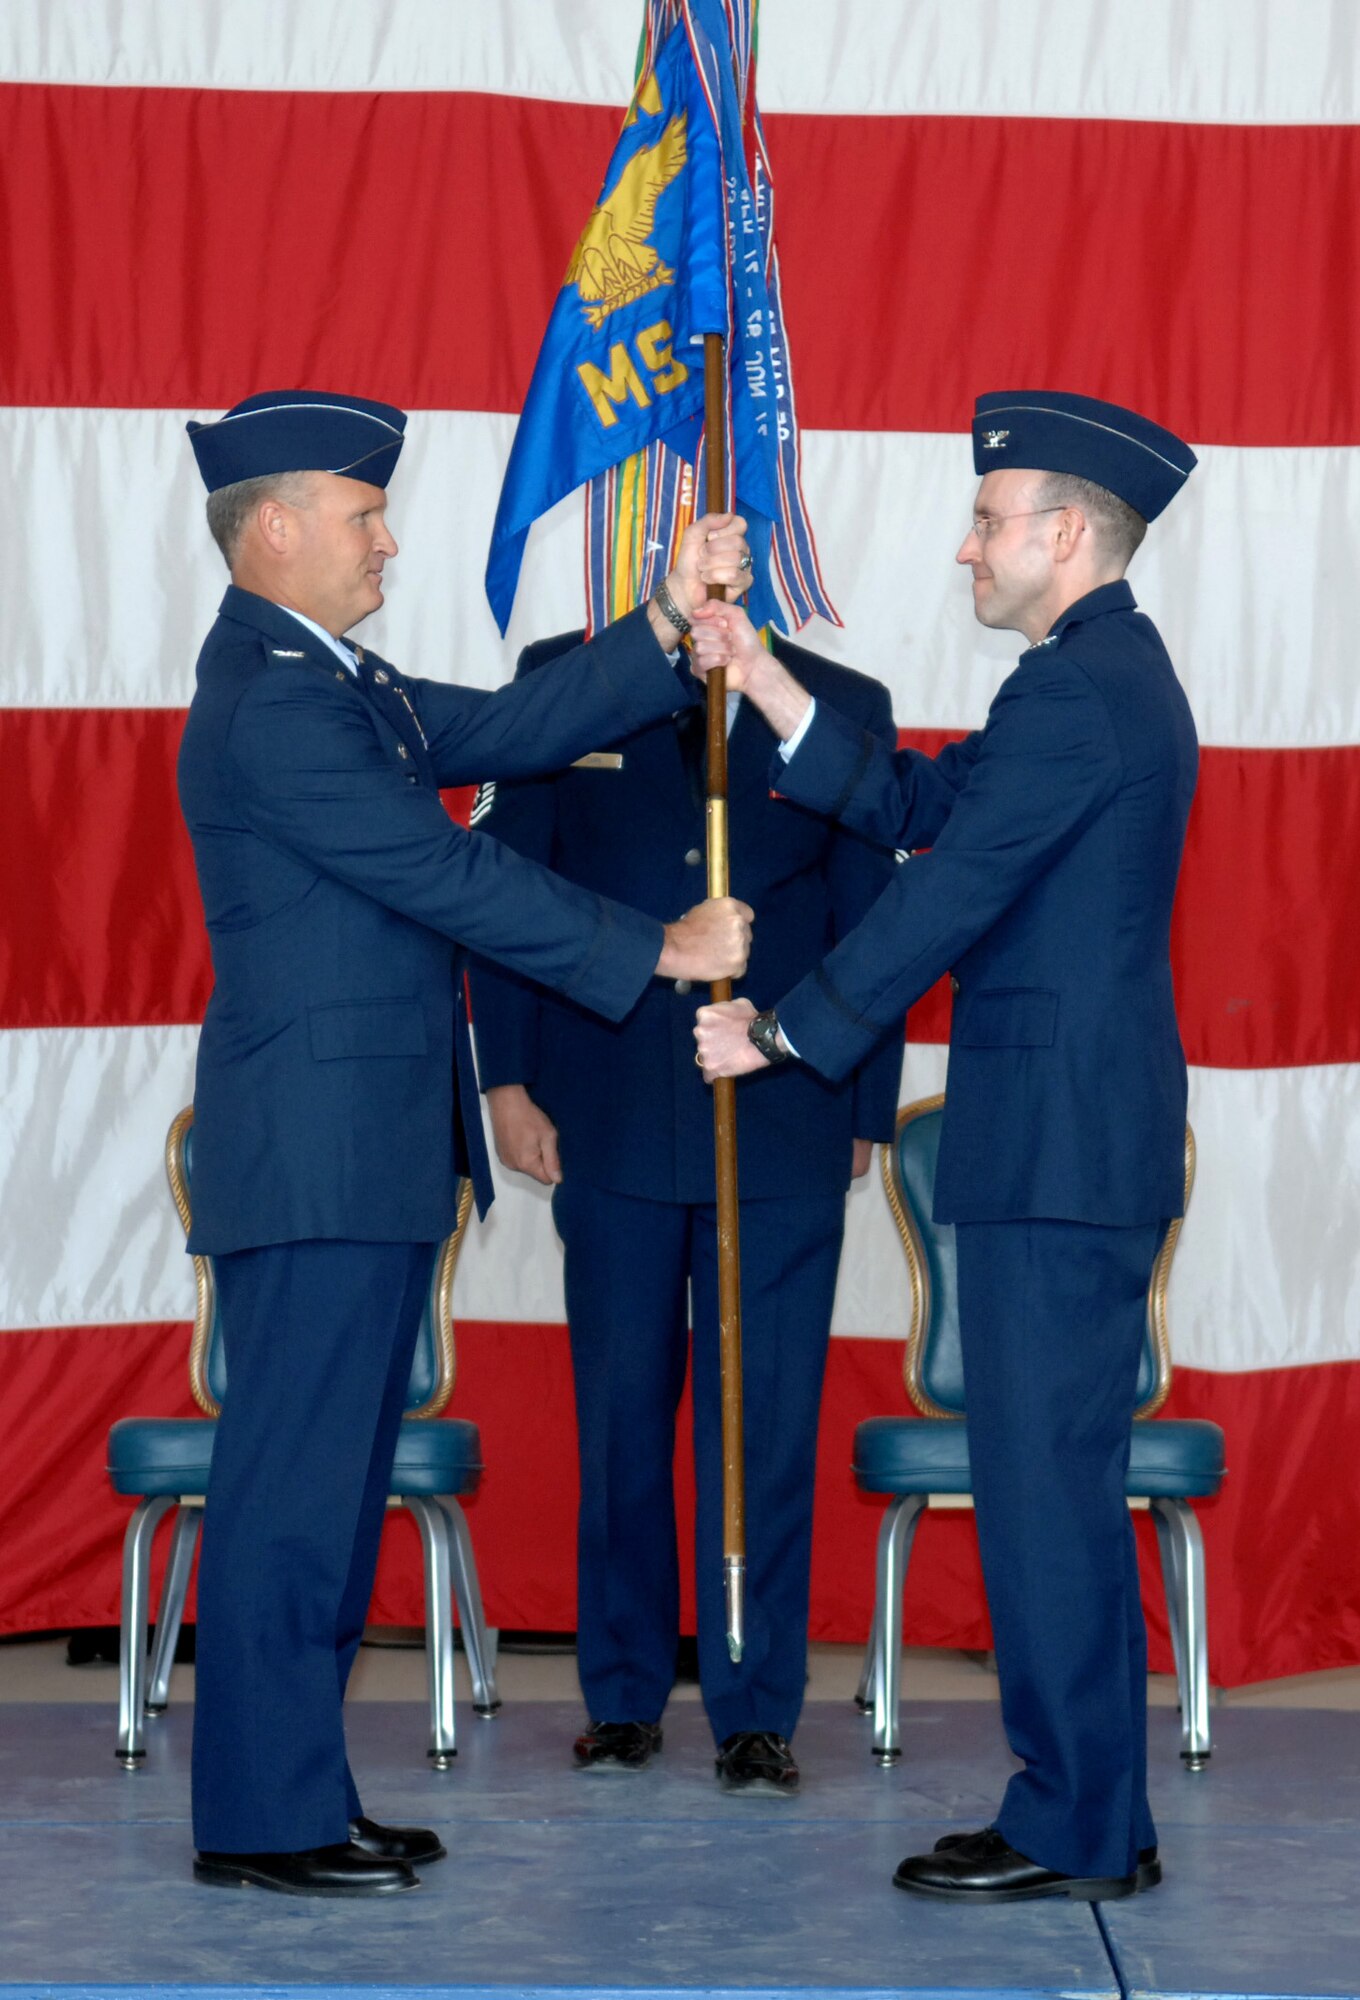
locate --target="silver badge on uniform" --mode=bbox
[981,429,1011,450]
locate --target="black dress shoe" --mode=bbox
[715,1731,800,1797]
[894,1827,1136,1903]
[933,1826,1160,1892]
[194,1842,417,1897]
[350,1814,447,1864]
[573,1720,663,1770]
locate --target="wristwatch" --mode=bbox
[746,1009,789,1064]
[653,577,692,639]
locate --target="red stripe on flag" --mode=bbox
[1,85,1356,443]
[1,709,1355,1068]
[903,727,1360,1070]
[0,710,209,1030]
[3,1315,1357,1687]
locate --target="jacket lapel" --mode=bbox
[216,590,435,786]
[352,647,436,785]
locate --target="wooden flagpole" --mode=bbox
[702,330,745,1664]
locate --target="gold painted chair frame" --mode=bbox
[856,1096,1211,1768]
[116,1108,497,1772]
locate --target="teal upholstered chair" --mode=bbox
[854,1094,1223,1770]
[107,1106,499,1771]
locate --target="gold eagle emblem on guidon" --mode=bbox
[565,112,688,331]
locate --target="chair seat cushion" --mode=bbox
[853,1414,1225,1499]
[107,1416,483,1499]
[391,1418,484,1496]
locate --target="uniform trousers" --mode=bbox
[954,1217,1163,1882]
[191,1237,436,1853]
[553,1181,846,1745]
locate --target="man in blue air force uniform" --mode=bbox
[468,625,902,1794]
[693,392,1198,1901]
[178,390,753,1897]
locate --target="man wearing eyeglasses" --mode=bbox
[688,392,1199,1905]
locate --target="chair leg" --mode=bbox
[116,1495,177,1766]
[855,1599,881,1713]
[1152,1497,1212,1767]
[871,1494,927,1763]
[444,1497,501,1716]
[145,1504,201,1714]
[1149,1498,1187,1710]
[406,1497,457,1768]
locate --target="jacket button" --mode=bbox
[397,742,409,759]
[674,979,693,995]
[950,974,960,995]
[684,847,703,866]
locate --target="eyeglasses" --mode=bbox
[968,506,1066,543]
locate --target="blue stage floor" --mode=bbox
[0,1697,1355,1999]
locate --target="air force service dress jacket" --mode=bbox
[177,587,698,1253]
[470,631,904,1199]
[772,583,1198,1227]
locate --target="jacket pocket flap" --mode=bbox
[954,987,1058,1049]
[309,999,428,1061]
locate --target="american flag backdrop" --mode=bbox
[1,1,1357,1685]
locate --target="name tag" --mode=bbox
[571,751,624,770]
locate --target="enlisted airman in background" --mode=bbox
[469,618,901,1796]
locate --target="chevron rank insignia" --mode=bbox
[470,782,496,826]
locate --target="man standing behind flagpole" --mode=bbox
[470,624,899,1792]
[476,0,895,1793]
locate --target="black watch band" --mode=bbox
[746,1008,789,1065]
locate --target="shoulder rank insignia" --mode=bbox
[470,782,496,826]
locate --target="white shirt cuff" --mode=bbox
[778,697,817,762]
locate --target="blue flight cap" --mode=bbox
[186,390,407,493]
[971,391,1195,522]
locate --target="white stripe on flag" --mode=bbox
[3,1023,1357,1377]
[2,0,1354,122]
[0,1025,199,1333]
[3,407,1354,749]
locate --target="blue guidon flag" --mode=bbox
[485,0,837,639]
